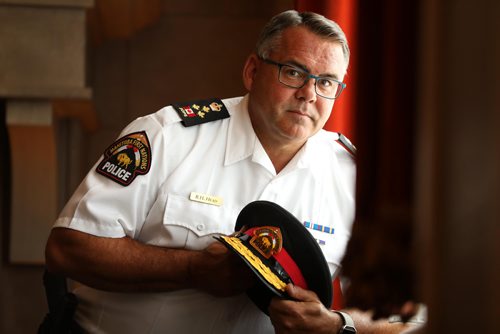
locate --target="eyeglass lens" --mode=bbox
[279,65,342,99]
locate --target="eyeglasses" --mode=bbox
[260,57,346,100]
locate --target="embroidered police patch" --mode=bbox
[96,131,151,186]
[172,98,230,127]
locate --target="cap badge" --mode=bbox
[249,226,283,259]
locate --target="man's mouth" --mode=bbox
[288,109,312,119]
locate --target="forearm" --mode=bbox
[45,227,198,292]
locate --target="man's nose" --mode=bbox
[295,78,317,103]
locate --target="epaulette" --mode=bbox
[336,133,357,157]
[172,98,230,127]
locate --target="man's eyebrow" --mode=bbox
[284,60,340,80]
[285,60,310,72]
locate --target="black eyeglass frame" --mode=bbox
[259,57,346,100]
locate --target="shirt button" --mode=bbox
[196,223,205,231]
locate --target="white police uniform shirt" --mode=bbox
[53,95,356,334]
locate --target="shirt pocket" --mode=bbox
[163,193,239,250]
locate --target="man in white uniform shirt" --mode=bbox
[45,10,413,334]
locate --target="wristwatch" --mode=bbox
[332,310,357,334]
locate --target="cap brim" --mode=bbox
[216,235,288,298]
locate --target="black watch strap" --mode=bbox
[332,310,357,334]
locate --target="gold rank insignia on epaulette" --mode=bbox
[172,98,230,127]
[337,133,357,156]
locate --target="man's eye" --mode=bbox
[317,78,333,88]
[284,67,303,78]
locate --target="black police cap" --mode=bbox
[216,200,332,314]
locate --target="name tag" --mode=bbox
[189,192,223,206]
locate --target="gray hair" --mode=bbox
[256,10,350,67]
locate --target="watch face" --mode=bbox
[341,325,357,334]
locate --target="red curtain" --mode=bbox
[295,0,357,142]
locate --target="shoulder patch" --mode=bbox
[172,98,230,127]
[96,131,152,186]
[337,133,357,156]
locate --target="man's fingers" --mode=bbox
[206,241,230,255]
[285,283,320,303]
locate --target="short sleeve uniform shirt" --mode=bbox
[54,95,356,334]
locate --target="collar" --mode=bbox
[224,95,256,166]
[224,95,316,173]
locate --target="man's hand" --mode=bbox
[189,242,255,297]
[269,284,414,334]
[268,284,341,334]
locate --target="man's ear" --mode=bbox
[242,54,260,91]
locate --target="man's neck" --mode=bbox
[260,139,306,174]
